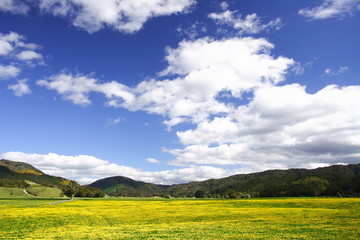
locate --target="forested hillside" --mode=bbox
[91,164,360,198]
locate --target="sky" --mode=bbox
[0,0,359,185]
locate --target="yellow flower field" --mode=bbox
[1,198,359,239]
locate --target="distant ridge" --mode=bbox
[90,163,360,198]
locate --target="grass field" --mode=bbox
[0,197,359,239]
[0,187,31,198]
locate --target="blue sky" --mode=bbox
[1,0,359,184]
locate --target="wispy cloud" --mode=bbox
[106,117,125,126]
[324,66,349,75]
[209,6,282,35]
[0,0,29,15]
[299,0,360,20]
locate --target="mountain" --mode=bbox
[0,159,105,198]
[91,163,360,198]
[89,176,168,197]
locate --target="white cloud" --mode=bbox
[299,0,360,20]
[324,66,348,75]
[38,37,294,128]
[209,9,282,35]
[0,31,43,67]
[0,64,20,79]
[16,50,43,61]
[172,84,360,170]
[37,73,134,106]
[146,158,161,164]
[36,34,360,175]
[220,2,229,11]
[8,79,31,96]
[37,0,195,33]
[0,151,232,185]
[0,40,13,56]
[0,0,29,15]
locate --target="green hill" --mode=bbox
[90,163,360,198]
[0,159,104,198]
[89,176,167,197]
[0,187,32,198]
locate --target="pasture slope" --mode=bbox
[0,197,359,239]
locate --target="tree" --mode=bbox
[62,181,78,199]
[195,190,206,198]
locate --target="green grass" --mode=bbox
[0,186,63,198]
[0,187,32,198]
[0,197,359,239]
[26,186,62,198]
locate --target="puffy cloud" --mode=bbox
[16,50,43,61]
[37,0,195,33]
[299,0,360,20]
[36,34,360,175]
[105,37,293,127]
[324,66,348,75]
[38,37,294,127]
[172,84,360,170]
[0,64,20,79]
[209,9,282,35]
[0,0,29,15]
[7,79,31,96]
[0,151,232,185]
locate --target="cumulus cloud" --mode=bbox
[16,50,43,61]
[0,64,20,79]
[8,79,31,96]
[0,151,232,185]
[0,0,29,15]
[172,84,360,170]
[209,8,282,35]
[36,0,195,33]
[324,66,348,75]
[299,0,360,20]
[38,37,293,128]
[36,34,360,177]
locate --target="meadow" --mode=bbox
[0,197,359,239]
